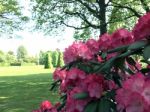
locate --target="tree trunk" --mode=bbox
[97,0,107,36]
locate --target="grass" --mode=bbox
[0,66,59,112]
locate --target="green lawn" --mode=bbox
[0,66,59,112]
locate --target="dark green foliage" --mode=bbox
[52,51,59,67]
[74,92,89,100]
[143,45,150,64]
[10,62,21,66]
[44,53,53,69]
[57,52,64,67]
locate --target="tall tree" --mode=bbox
[57,51,64,67]
[44,52,53,69]
[0,0,29,34]
[17,45,28,62]
[32,0,150,36]
[52,50,59,67]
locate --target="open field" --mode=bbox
[0,66,59,112]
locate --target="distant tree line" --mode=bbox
[0,45,64,68]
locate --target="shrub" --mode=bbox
[34,12,150,112]
[10,62,21,66]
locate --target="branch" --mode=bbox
[76,0,99,18]
[0,14,9,19]
[61,21,90,29]
[63,11,100,29]
[111,2,141,18]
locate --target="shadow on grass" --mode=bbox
[0,73,59,112]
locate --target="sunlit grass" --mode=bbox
[0,66,59,112]
[0,65,54,76]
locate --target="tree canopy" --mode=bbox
[32,0,150,36]
[17,45,28,62]
[0,0,29,34]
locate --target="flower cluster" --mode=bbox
[34,11,150,112]
[52,68,116,112]
[33,100,58,112]
[133,12,150,40]
[116,73,150,112]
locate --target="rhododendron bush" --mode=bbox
[33,12,150,112]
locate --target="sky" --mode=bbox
[0,0,75,56]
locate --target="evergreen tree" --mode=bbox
[57,52,64,67]
[44,53,53,69]
[52,51,59,67]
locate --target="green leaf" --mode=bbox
[101,52,107,59]
[98,98,111,112]
[112,72,122,87]
[118,51,133,58]
[107,45,128,53]
[84,101,98,112]
[98,57,117,73]
[143,45,150,64]
[105,90,116,99]
[74,92,89,100]
[128,40,147,50]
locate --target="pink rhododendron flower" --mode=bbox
[86,39,99,55]
[60,68,86,92]
[66,68,86,80]
[104,80,117,90]
[63,42,93,64]
[82,74,105,98]
[132,12,150,41]
[66,87,90,112]
[53,68,67,81]
[40,100,53,111]
[123,73,145,93]
[98,29,134,51]
[116,73,150,112]
[33,100,58,112]
[111,28,134,48]
[142,81,150,105]
[98,33,112,51]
